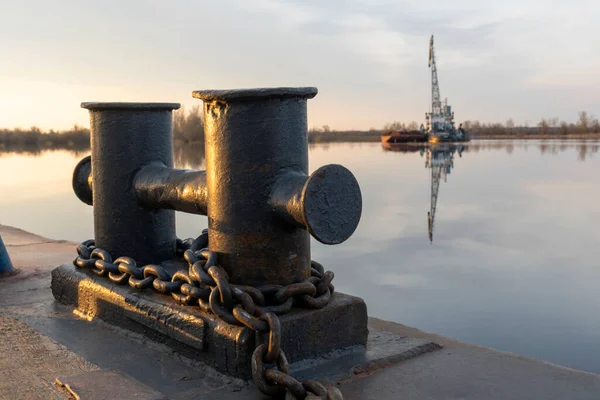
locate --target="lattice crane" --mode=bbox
[426,144,461,243]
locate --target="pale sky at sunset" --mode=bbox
[1,0,599,131]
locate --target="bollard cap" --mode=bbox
[81,102,181,110]
[302,164,362,245]
[192,87,318,102]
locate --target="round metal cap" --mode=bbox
[302,164,362,244]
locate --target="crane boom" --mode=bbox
[426,144,461,243]
[429,35,442,119]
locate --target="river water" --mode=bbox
[1,140,600,374]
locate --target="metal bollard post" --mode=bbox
[78,103,181,264]
[0,234,14,275]
[193,88,362,285]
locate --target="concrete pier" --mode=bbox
[1,224,600,399]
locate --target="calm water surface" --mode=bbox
[1,140,600,373]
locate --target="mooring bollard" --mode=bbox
[193,88,362,285]
[60,88,369,396]
[73,88,362,285]
[0,234,14,275]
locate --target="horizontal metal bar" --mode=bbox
[134,163,207,215]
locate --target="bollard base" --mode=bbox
[51,263,370,379]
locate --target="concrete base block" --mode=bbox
[51,264,369,379]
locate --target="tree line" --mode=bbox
[0,106,206,155]
[464,111,600,137]
[2,108,600,155]
[307,111,600,141]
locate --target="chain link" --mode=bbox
[74,231,343,399]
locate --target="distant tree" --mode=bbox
[405,121,418,130]
[559,121,569,135]
[505,118,515,135]
[549,117,559,129]
[592,118,600,133]
[383,121,405,131]
[578,111,589,131]
[538,118,550,135]
[322,125,331,133]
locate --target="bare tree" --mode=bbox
[559,121,569,135]
[538,118,550,135]
[383,121,406,131]
[578,111,589,131]
[407,121,419,130]
[505,118,515,135]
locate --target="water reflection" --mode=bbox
[461,140,600,160]
[379,140,600,161]
[2,139,598,167]
[424,144,463,243]
[173,141,205,169]
[381,140,600,243]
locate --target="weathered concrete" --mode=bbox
[56,370,166,400]
[0,311,98,399]
[3,225,600,399]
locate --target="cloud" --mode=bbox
[1,0,599,130]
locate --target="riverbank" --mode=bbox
[309,132,600,143]
[1,224,600,399]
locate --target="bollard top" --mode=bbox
[81,102,181,111]
[192,87,318,102]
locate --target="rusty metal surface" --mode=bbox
[134,164,208,215]
[196,88,362,286]
[192,87,318,102]
[81,102,180,264]
[270,165,362,245]
[72,155,93,206]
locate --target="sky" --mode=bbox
[1,0,599,131]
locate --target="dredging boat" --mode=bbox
[425,35,469,143]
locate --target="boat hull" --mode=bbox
[381,131,428,144]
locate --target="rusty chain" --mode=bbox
[74,229,343,399]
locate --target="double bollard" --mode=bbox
[73,88,362,286]
[60,87,368,396]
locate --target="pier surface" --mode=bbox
[1,224,599,399]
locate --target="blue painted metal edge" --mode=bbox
[0,234,14,274]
